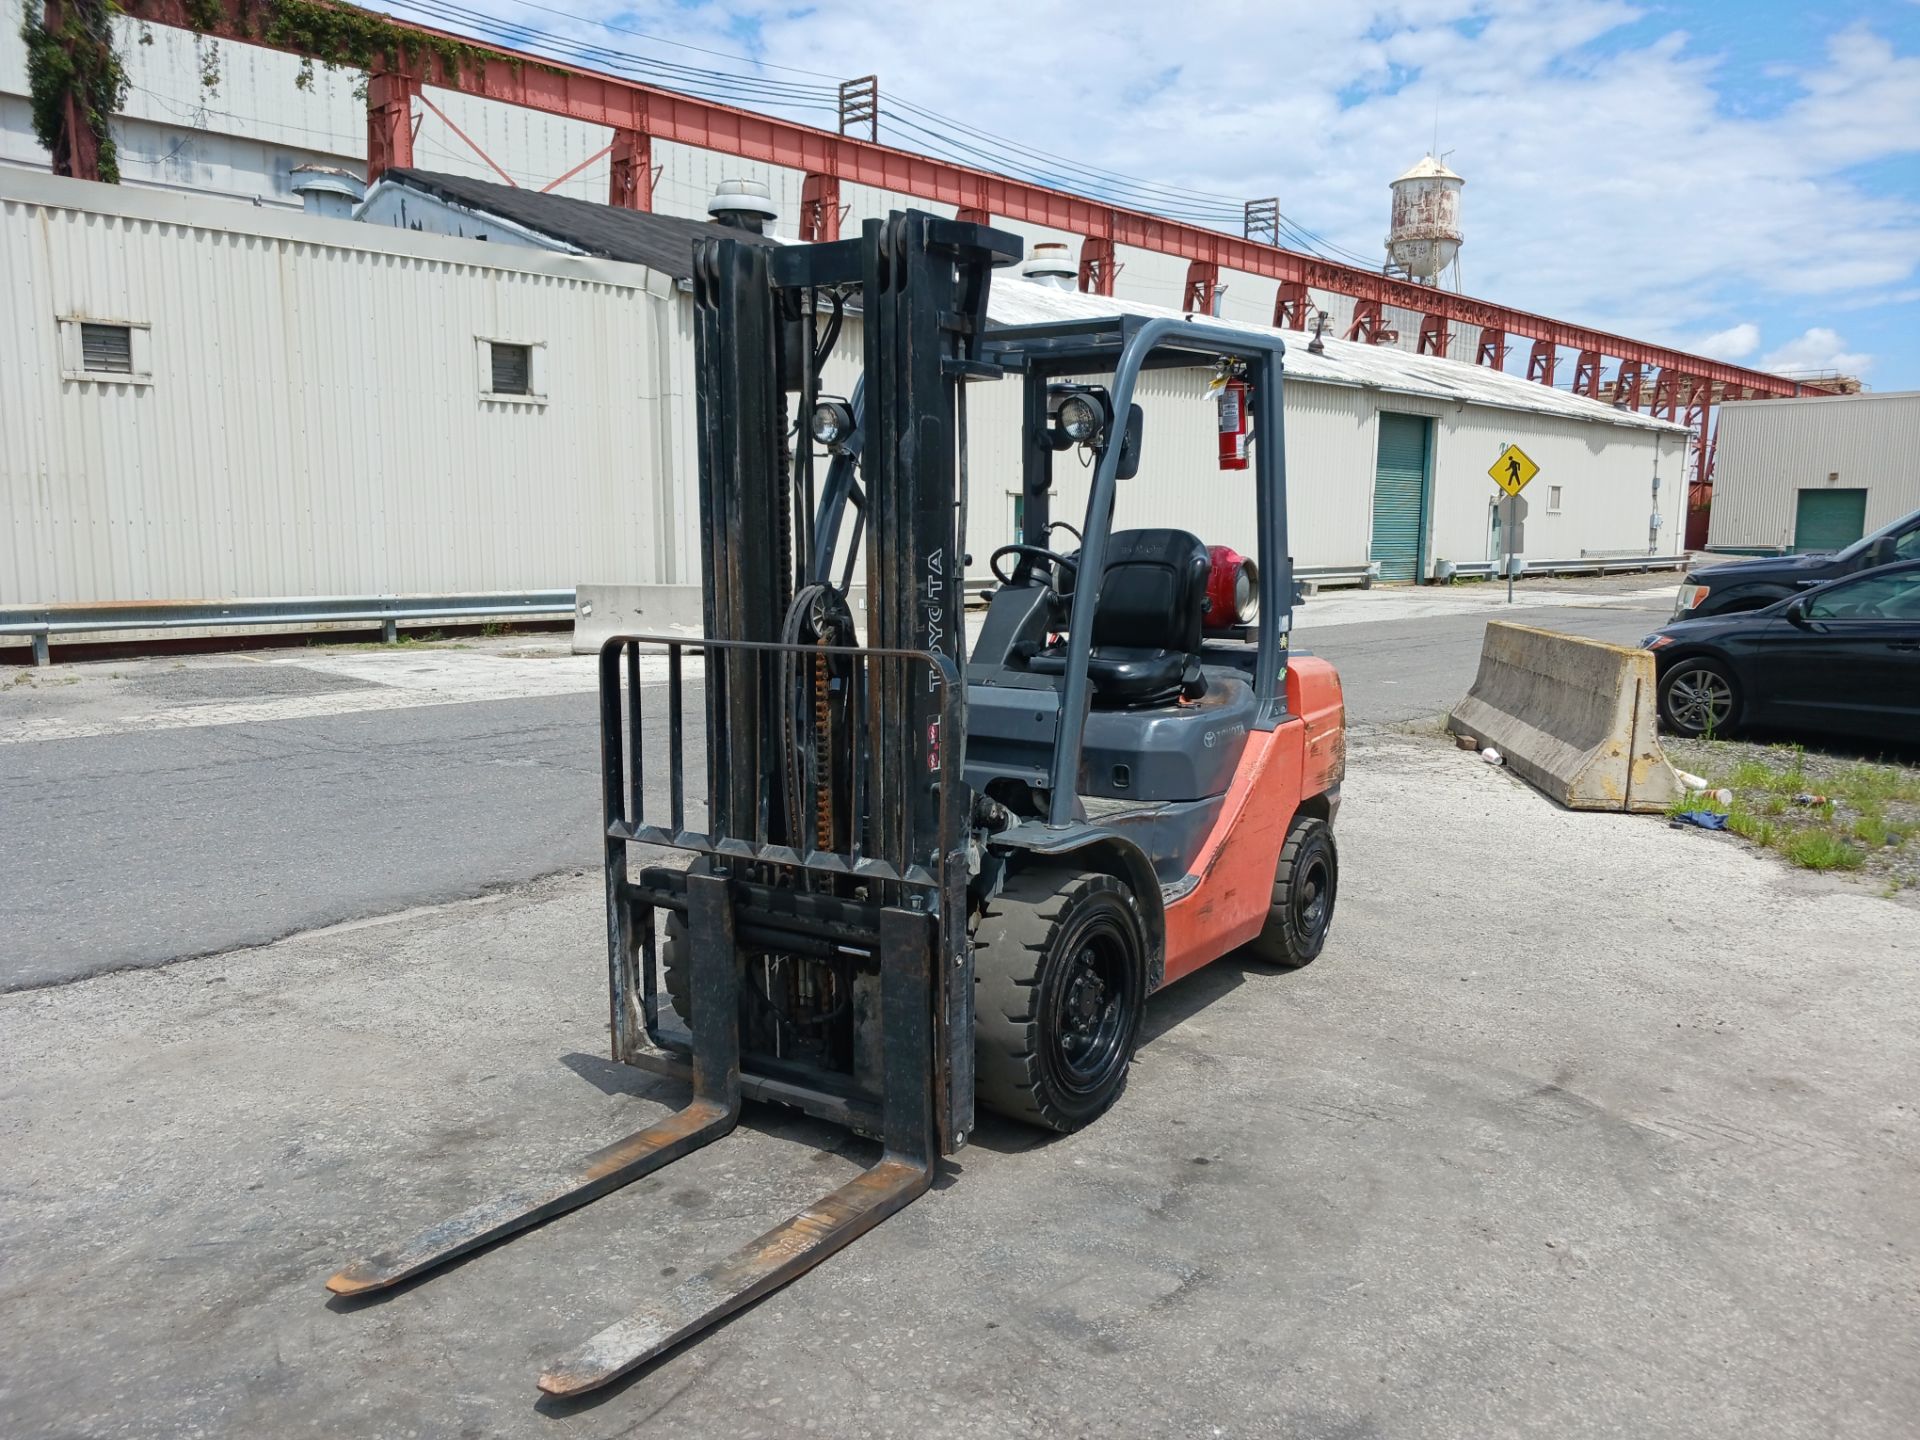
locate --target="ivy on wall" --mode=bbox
[21,0,130,182]
[20,0,564,181]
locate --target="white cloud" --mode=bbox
[725,2,1920,331]
[1761,327,1873,377]
[1696,323,1761,360]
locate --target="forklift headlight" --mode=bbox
[1058,394,1105,443]
[810,398,854,448]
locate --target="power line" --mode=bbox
[382,0,841,114]
[360,0,1381,261]
[456,0,844,81]
[875,114,1246,228]
[882,94,1249,211]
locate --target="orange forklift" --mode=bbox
[327,211,1345,1395]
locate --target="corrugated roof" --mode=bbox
[374,168,779,278]
[985,279,1687,434]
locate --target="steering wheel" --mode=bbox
[990,543,1080,590]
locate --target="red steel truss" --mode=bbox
[103,0,1826,511]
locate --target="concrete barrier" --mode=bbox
[572,583,875,653]
[570,584,705,654]
[1448,621,1681,813]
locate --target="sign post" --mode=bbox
[1488,443,1540,604]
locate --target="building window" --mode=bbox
[491,342,531,395]
[1548,485,1563,513]
[59,316,153,384]
[477,338,546,403]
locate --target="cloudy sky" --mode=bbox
[376,0,1920,386]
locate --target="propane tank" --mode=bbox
[1217,378,1251,471]
[1203,545,1260,631]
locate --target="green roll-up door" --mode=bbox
[1370,414,1430,582]
[1792,488,1867,553]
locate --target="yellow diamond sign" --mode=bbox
[1490,443,1539,497]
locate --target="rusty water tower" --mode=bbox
[1386,153,1464,289]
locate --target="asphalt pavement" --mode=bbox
[0,576,1679,989]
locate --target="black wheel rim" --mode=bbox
[1046,920,1134,1096]
[1293,848,1333,941]
[1667,667,1732,733]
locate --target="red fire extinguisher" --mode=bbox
[1217,378,1251,471]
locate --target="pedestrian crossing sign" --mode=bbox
[1490,444,1539,497]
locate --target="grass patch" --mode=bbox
[1725,806,1776,847]
[1852,814,1908,849]
[1779,830,1865,871]
[1664,735,1917,890]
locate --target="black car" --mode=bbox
[1672,504,1920,619]
[1644,559,1920,742]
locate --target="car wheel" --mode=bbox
[1660,657,1739,738]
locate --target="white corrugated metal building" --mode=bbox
[1706,391,1920,554]
[963,280,1687,582]
[0,168,701,605]
[1,166,1687,615]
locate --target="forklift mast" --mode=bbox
[691,212,1020,1151]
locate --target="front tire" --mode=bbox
[974,869,1149,1133]
[1248,815,1338,968]
[1659,657,1739,738]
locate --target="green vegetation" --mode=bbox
[1779,830,1865,872]
[21,0,129,182]
[1666,737,1920,888]
[25,0,566,179]
[194,0,566,92]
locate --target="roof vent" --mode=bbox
[1021,241,1078,290]
[290,165,366,219]
[707,178,779,234]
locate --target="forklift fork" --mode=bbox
[324,875,746,1301]
[541,900,936,1396]
[328,873,938,1396]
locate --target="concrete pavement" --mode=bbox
[2,730,1913,1439]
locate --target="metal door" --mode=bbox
[1370,414,1430,582]
[1792,488,1867,553]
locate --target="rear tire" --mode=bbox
[1659,657,1740,738]
[974,869,1149,1133]
[1247,815,1338,968]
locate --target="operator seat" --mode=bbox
[1030,528,1210,707]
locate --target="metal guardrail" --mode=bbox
[0,591,575,666]
[1296,563,1377,593]
[1436,555,1687,582]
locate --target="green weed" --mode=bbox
[1725,807,1775,847]
[1779,830,1864,871]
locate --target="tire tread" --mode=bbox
[974,869,1142,1132]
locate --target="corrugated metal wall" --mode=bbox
[1425,401,1684,567]
[1707,393,1920,552]
[0,170,696,604]
[2,170,1684,608]
[938,346,1677,580]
